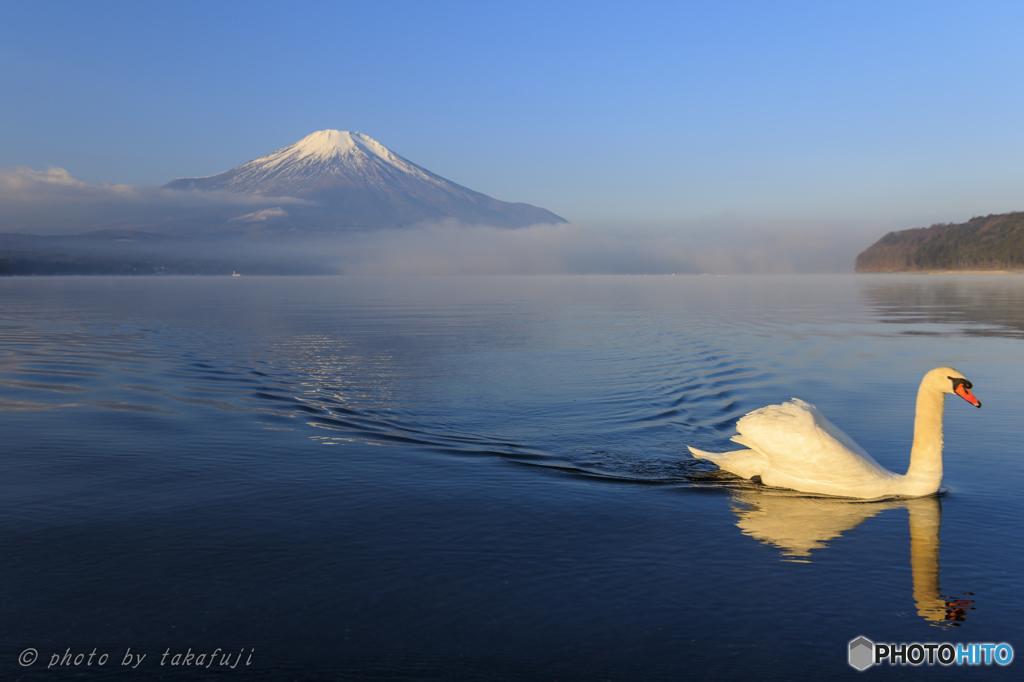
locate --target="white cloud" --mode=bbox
[0,166,305,234]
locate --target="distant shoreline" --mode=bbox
[855,269,1024,275]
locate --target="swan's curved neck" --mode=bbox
[907,383,946,486]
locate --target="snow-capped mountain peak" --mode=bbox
[163,130,567,230]
[165,130,438,196]
[265,130,413,171]
[290,130,385,160]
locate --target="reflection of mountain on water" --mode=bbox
[860,275,1024,338]
[730,491,974,626]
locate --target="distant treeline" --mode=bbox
[0,231,338,276]
[855,211,1024,272]
[1,254,242,276]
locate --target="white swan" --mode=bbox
[689,367,981,499]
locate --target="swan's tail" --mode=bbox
[688,446,719,461]
[688,445,767,480]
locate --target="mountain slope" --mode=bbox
[855,212,1024,271]
[164,130,566,230]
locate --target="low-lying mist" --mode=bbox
[309,220,878,275]
[1,166,881,274]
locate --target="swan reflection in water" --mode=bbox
[729,490,974,626]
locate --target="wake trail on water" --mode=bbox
[0,316,768,489]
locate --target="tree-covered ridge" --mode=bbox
[855,211,1024,272]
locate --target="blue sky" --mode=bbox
[3,0,1023,232]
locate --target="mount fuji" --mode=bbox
[163,130,566,231]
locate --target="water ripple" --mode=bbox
[0,307,767,487]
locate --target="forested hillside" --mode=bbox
[855,212,1024,272]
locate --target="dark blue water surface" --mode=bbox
[1,275,1021,680]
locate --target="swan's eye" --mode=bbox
[948,376,972,390]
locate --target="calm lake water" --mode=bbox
[1,274,1020,680]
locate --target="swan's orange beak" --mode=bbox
[954,383,982,408]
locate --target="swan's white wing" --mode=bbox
[730,399,895,489]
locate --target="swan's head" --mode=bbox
[926,367,981,408]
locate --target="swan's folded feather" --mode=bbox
[730,398,893,486]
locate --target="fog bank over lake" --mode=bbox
[317,219,885,275]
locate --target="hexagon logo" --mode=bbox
[849,636,875,671]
